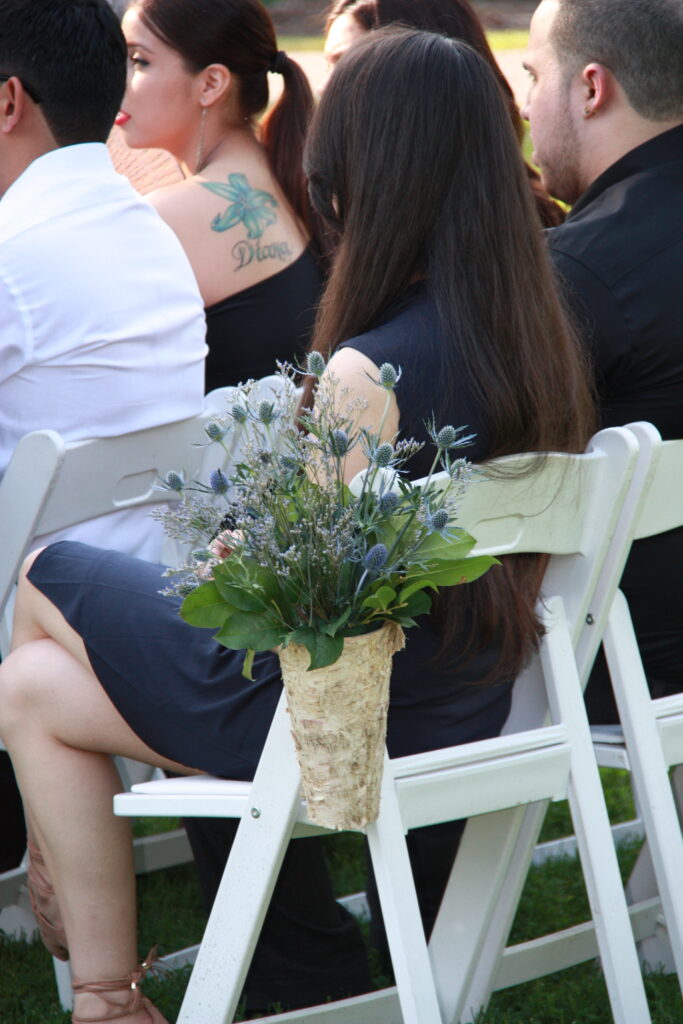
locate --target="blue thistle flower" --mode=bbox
[436,425,459,449]
[329,428,350,457]
[426,508,450,533]
[378,363,401,389]
[231,404,248,424]
[163,471,185,492]
[205,420,226,441]
[192,548,212,562]
[379,492,399,513]
[279,454,300,471]
[209,468,229,494]
[306,351,326,377]
[258,400,276,425]
[373,442,394,467]
[363,543,388,571]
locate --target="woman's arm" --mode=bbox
[321,347,400,484]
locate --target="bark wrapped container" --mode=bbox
[278,622,405,830]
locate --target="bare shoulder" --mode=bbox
[149,164,307,307]
[323,347,400,466]
[147,179,202,232]
[324,347,382,394]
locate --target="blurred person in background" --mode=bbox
[324,0,565,227]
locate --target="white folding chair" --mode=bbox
[0,377,286,1004]
[458,421,663,1005]
[116,425,653,1024]
[476,425,683,1000]
[589,430,683,984]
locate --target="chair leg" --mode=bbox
[451,802,547,1024]
[365,753,443,1024]
[176,695,303,1024]
[543,597,652,1024]
[604,591,683,993]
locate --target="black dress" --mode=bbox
[204,248,322,392]
[28,284,513,1009]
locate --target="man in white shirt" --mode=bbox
[0,0,206,872]
[0,0,207,561]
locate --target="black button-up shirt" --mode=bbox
[547,123,683,719]
[548,123,683,439]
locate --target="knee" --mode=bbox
[0,641,50,744]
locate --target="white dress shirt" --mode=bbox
[0,143,207,560]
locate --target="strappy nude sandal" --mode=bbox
[71,950,169,1023]
[26,836,69,961]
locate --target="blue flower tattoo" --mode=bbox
[201,172,278,239]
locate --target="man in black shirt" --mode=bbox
[523,0,683,721]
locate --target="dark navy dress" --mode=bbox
[204,247,322,393]
[28,283,513,1010]
[29,283,511,775]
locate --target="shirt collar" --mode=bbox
[568,122,683,220]
[0,142,120,243]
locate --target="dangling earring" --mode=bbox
[195,107,207,173]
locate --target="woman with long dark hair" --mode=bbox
[119,0,323,390]
[325,0,565,227]
[0,30,593,1022]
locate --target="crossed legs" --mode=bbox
[0,551,195,1022]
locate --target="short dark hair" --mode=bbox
[0,0,127,144]
[553,0,683,121]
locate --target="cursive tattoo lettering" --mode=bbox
[233,239,293,271]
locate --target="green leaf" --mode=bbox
[215,610,284,652]
[414,528,476,562]
[361,585,397,612]
[212,564,265,611]
[180,581,233,628]
[400,589,432,618]
[290,628,344,670]
[402,555,498,596]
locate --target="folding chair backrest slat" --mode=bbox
[633,438,683,539]
[0,430,66,621]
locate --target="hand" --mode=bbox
[209,528,241,560]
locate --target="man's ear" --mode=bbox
[580,62,612,118]
[0,77,27,135]
[198,63,232,109]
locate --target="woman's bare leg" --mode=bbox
[0,554,195,1021]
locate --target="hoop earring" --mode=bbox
[195,107,207,173]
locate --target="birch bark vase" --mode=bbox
[278,621,405,830]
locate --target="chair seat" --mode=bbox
[116,723,571,833]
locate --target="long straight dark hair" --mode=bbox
[135,0,320,247]
[326,0,564,227]
[303,29,596,679]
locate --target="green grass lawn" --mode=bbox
[2,769,682,1022]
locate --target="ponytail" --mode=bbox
[261,52,324,254]
[137,0,325,254]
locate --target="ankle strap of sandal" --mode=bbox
[72,948,159,1022]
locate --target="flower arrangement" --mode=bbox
[159,355,497,678]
